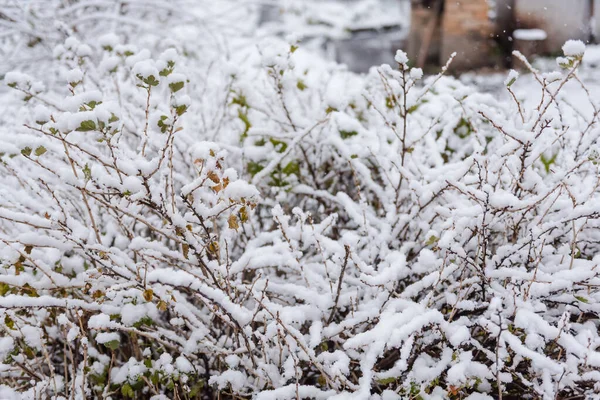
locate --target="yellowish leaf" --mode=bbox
[228,214,239,231]
[239,206,249,223]
[208,241,219,255]
[143,288,153,302]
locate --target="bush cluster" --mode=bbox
[0,31,599,400]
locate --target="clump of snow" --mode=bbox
[159,48,178,63]
[563,40,586,57]
[5,71,32,87]
[209,370,247,392]
[65,68,83,85]
[222,180,260,200]
[33,105,51,124]
[394,50,408,65]
[95,332,119,345]
[66,327,79,342]
[0,337,15,359]
[133,60,159,80]
[410,67,423,80]
[175,356,193,373]
[77,44,92,58]
[171,94,190,109]
[98,33,120,50]
[504,69,519,87]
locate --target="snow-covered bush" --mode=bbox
[0,0,260,78]
[1,31,599,400]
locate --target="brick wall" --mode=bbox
[443,0,490,35]
[407,0,497,71]
[441,0,495,70]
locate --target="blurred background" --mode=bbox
[1,0,599,76]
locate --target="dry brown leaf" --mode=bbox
[228,214,239,231]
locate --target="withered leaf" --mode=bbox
[228,214,239,231]
[239,206,249,223]
[143,288,153,302]
[207,170,220,183]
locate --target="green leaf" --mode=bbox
[21,147,32,157]
[269,138,288,153]
[103,339,120,351]
[121,383,134,398]
[575,296,589,303]
[157,115,170,133]
[247,161,264,177]
[407,104,419,114]
[4,315,15,330]
[425,235,438,246]
[238,110,251,139]
[376,377,397,385]
[231,94,248,108]
[34,146,46,156]
[540,153,558,173]
[454,118,473,139]
[169,81,184,93]
[340,130,358,139]
[506,77,517,87]
[150,371,159,385]
[139,75,159,87]
[86,101,101,110]
[133,316,154,328]
[559,58,574,69]
[296,80,307,91]
[175,104,187,116]
[385,96,394,109]
[282,161,300,176]
[190,381,205,397]
[76,120,97,132]
[269,170,289,187]
[0,282,10,296]
[159,67,173,77]
[83,164,92,181]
